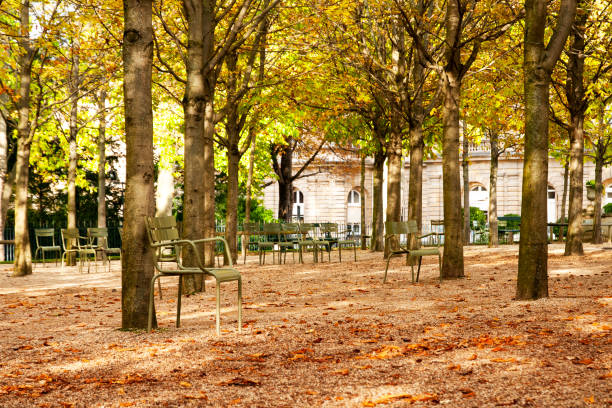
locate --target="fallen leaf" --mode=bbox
[179,381,192,388]
[218,377,260,386]
[573,358,594,365]
[598,371,612,379]
[490,358,517,363]
[333,369,349,376]
[584,395,595,404]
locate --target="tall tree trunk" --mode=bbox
[182,0,214,291]
[370,147,385,252]
[97,90,107,228]
[360,153,367,249]
[384,127,402,257]
[67,40,79,232]
[13,0,34,277]
[121,0,156,329]
[592,158,603,243]
[277,144,293,221]
[0,116,9,261]
[462,133,470,244]
[517,0,576,299]
[408,126,423,232]
[564,4,587,256]
[488,131,499,247]
[242,127,256,260]
[225,146,240,263]
[560,161,568,223]
[440,70,464,279]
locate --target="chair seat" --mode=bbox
[207,268,241,282]
[409,248,440,256]
[41,246,61,251]
[105,248,121,254]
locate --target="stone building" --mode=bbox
[262,146,612,234]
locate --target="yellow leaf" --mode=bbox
[179,381,192,388]
[584,395,595,404]
[490,358,517,363]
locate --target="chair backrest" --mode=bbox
[35,228,55,247]
[145,216,180,244]
[261,223,281,241]
[385,220,418,250]
[298,223,316,239]
[318,223,338,238]
[243,222,260,234]
[88,227,109,248]
[144,216,181,267]
[61,228,81,250]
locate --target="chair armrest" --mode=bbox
[188,237,234,268]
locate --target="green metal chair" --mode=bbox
[61,228,97,273]
[279,223,299,263]
[258,223,282,265]
[383,220,442,284]
[322,223,358,262]
[87,227,121,272]
[34,228,61,267]
[145,216,242,335]
[241,222,261,264]
[297,223,321,263]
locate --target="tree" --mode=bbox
[517,0,576,300]
[121,0,156,329]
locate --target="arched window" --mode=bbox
[293,190,304,221]
[347,190,360,206]
[469,184,488,212]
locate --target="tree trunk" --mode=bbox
[97,90,107,228]
[592,158,603,243]
[488,131,499,247]
[440,70,464,279]
[13,0,34,277]
[408,125,423,232]
[121,0,156,329]
[242,128,256,260]
[564,122,585,254]
[564,5,587,255]
[225,146,240,263]
[517,0,576,299]
[360,153,367,250]
[182,0,214,291]
[462,133,470,244]
[0,116,9,261]
[277,144,293,221]
[370,148,385,252]
[67,40,79,232]
[384,128,402,257]
[560,162,568,224]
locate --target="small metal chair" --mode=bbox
[34,228,61,267]
[145,216,242,335]
[61,228,97,273]
[87,227,121,272]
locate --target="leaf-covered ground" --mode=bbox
[0,244,610,407]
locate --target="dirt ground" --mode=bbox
[0,244,610,408]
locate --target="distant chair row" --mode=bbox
[34,227,121,273]
[241,222,358,265]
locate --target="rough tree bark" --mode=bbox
[488,130,499,247]
[13,0,36,277]
[67,39,79,233]
[462,133,470,244]
[97,90,107,228]
[370,145,385,252]
[360,153,367,250]
[560,161,568,224]
[517,0,576,299]
[564,3,587,256]
[121,0,156,329]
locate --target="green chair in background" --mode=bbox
[61,228,97,273]
[87,227,121,272]
[383,220,442,284]
[34,228,61,267]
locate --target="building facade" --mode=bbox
[262,148,612,233]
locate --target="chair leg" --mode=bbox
[176,275,183,328]
[338,244,342,262]
[42,250,45,267]
[416,256,423,283]
[216,281,221,336]
[353,244,357,261]
[438,253,442,283]
[158,278,163,300]
[383,255,393,283]
[34,248,40,266]
[148,274,162,332]
[237,278,242,333]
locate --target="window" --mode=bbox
[347,190,360,206]
[292,190,304,221]
[548,186,556,200]
[471,185,486,192]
